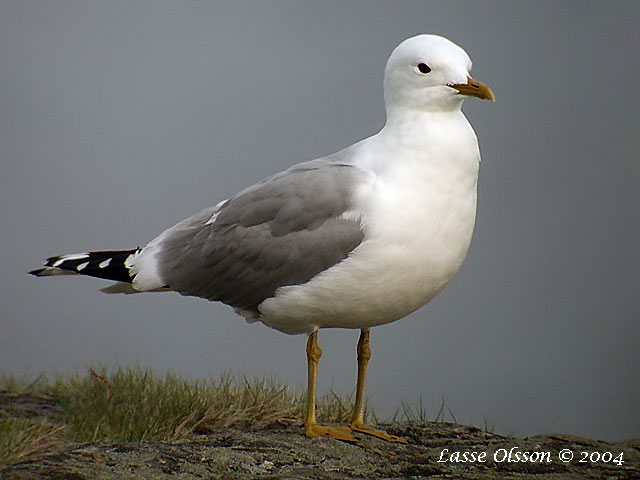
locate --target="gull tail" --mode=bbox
[29,249,140,283]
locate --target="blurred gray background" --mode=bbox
[1,1,638,441]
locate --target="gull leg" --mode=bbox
[350,329,408,443]
[304,330,356,442]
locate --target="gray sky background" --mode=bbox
[1,1,638,441]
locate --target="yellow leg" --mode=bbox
[304,330,356,442]
[349,329,408,443]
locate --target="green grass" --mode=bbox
[395,394,458,424]
[47,366,367,441]
[0,365,470,466]
[0,366,364,465]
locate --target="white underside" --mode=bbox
[258,112,480,334]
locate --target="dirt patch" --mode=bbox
[1,393,638,479]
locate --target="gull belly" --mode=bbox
[259,114,480,334]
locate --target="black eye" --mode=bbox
[417,63,431,74]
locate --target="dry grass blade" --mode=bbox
[193,374,302,434]
[0,418,64,466]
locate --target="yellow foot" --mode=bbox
[305,424,357,443]
[350,423,408,443]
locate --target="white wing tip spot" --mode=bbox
[52,253,89,267]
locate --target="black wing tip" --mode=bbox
[44,255,66,266]
[29,268,46,276]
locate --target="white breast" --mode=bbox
[259,112,480,334]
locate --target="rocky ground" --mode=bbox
[3,423,639,479]
[1,392,638,479]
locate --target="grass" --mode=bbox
[48,366,366,441]
[0,366,362,466]
[396,394,458,424]
[0,418,64,466]
[0,365,465,467]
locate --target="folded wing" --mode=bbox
[132,159,370,315]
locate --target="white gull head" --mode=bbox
[384,34,494,115]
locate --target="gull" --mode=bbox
[30,34,494,443]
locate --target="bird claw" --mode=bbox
[305,424,358,443]
[350,423,409,443]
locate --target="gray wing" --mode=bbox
[153,159,369,313]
